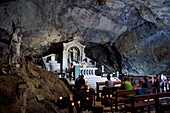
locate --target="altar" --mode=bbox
[42,37,97,76]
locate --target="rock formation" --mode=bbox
[0,61,71,113]
[0,0,170,75]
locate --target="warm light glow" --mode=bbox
[78,100,80,104]
[99,93,101,98]
[87,85,90,90]
[106,95,109,97]
[87,89,89,92]
[59,96,62,100]
[86,97,89,100]
[72,102,74,106]
[110,94,112,97]
[70,95,73,101]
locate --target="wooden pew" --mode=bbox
[124,94,157,113]
[101,86,120,107]
[96,81,121,100]
[124,92,170,113]
[156,92,170,113]
[146,87,156,94]
[110,89,137,112]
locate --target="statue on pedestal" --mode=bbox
[8,28,22,65]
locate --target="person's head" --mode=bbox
[156,74,159,78]
[107,74,111,80]
[143,76,148,82]
[123,76,128,82]
[130,77,135,83]
[80,75,84,79]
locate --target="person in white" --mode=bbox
[105,74,114,87]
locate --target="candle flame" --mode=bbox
[70,95,73,101]
[72,102,74,106]
[78,101,80,104]
[59,96,62,100]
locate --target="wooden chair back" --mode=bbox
[146,87,156,94]
[116,89,137,96]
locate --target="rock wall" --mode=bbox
[0,62,71,113]
[0,0,170,75]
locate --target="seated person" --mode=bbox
[105,74,114,87]
[130,77,135,86]
[142,76,152,88]
[75,75,86,90]
[120,76,133,90]
[139,77,144,88]
[120,76,133,97]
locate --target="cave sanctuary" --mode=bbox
[0,0,170,113]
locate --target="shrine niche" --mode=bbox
[63,39,86,71]
[44,37,90,73]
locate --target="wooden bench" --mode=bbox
[156,92,170,113]
[124,94,157,113]
[96,81,121,100]
[101,86,120,107]
[146,87,156,94]
[110,89,137,112]
[124,92,170,113]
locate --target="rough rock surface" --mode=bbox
[0,61,71,113]
[0,0,170,75]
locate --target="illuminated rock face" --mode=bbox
[0,0,170,75]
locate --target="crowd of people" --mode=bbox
[74,73,168,95]
[104,73,168,93]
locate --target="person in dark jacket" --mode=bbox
[75,75,86,90]
[142,76,152,88]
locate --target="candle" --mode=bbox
[78,100,80,104]
[71,102,74,106]
[59,96,62,100]
[87,89,89,92]
[87,86,90,90]
[99,93,101,98]
[70,95,73,101]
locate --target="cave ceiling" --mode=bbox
[0,0,170,75]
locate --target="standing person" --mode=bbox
[9,28,22,64]
[153,74,161,93]
[105,74,114,87]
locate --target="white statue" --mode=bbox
[9,28,22,64]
